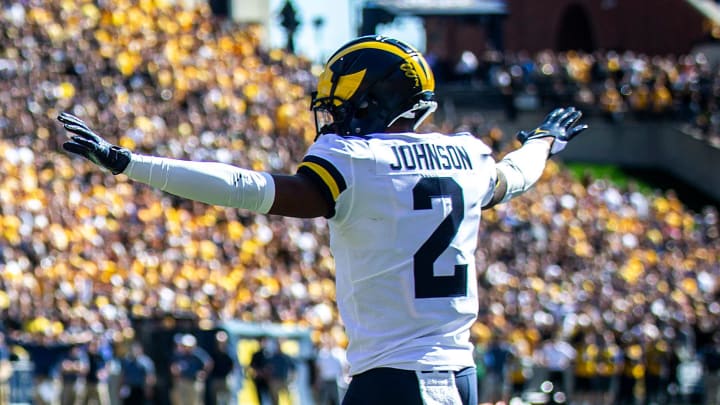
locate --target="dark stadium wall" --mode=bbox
[425,15,490,76]
[502,0,707,54]
[421,0,710,75]
[423,0,708,56]
[208,0,231,17]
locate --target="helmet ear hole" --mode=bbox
[355,108,369,120]
[354,99,371,120]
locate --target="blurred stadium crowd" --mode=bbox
[440,47,720,147]
[0,0,719,404]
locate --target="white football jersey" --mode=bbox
[297,132,497,376]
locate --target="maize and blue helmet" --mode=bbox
[311,35,437,137]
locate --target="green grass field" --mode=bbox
[564,162,652,191]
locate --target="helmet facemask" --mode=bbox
[311,92,345,136]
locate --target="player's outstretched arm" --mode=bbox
[58,113,330,218]
[483,106,588,209]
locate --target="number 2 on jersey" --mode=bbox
[412,177,468,298]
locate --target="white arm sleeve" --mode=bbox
[123,154,276,214]
[496,139,551,203]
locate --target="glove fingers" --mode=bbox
[69,135,98,149]
[560,109,583,128]
[58,113,97,138]
[545,108,565,123]
[566,124,589,140]
[555,106,575,122]
[63,123,98,141]
[58,112,88,128]
[63,140,92,158]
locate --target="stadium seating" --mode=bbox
[0,1,718,403]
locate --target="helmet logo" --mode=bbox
[317,68,367,106]
[400,62,420,87]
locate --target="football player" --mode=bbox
[59,35,587,405]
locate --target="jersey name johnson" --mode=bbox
[386,143,473,172]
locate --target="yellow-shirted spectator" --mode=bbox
[573,332,600,404]
[651,80,673,115]
[628,83,651,115]
[618,339,645,404]
[644,335,672,404]
[596,332,622,404]
[599,78,626,122]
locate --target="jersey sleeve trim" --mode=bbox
[297,155,347,201]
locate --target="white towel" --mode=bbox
[415,370,463,405]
